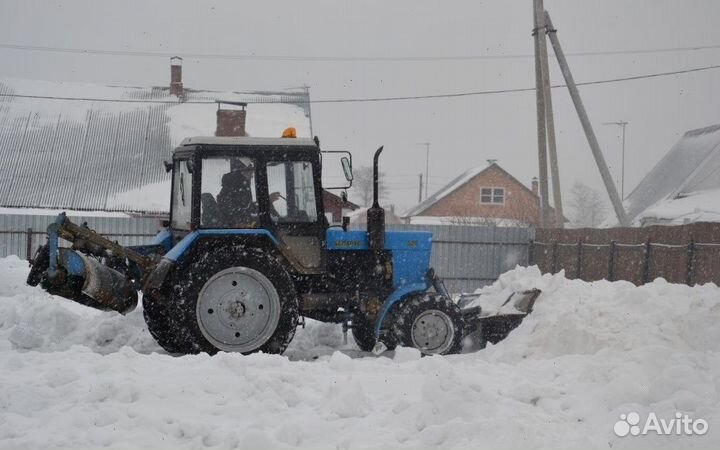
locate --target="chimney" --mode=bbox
[531,177,539,196]
[215,101,247,137]
[170,56,183,97]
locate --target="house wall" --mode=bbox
[420,166,541,226]
[322,191,358,224]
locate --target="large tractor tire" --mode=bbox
[149,247,299,355]
[143,296,192,354]
[389,293,465,355]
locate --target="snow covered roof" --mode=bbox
[0,78,311,214]
[636,189,720,226]
[406,216,530,227]
[626,124,720,224]
[346,206,404,225]
[402,163,536,217]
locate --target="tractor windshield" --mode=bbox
[267,160,317,223]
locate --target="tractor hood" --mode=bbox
[326,229,433,290]
[326,229,431,251]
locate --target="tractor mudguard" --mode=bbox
[373,268,450,338]
[144,229,282,299]
[163,229,279,263]
[373,281,431,339]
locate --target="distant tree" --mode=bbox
[568,181,607,227]
[350,166,387,206]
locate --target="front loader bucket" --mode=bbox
[459,289,541,346]
[28,245,138,314]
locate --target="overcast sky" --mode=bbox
[1,0,718,215]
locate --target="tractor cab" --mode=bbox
[169,135,338,271]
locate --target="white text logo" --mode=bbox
[614,412,708,437]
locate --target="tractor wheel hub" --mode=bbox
[196,267,280,352]
[227,300,246,319]
[410,309,455,354]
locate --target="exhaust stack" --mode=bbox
[367,146,385,251]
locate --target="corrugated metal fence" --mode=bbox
[1,215,534,294]
[362,224,535,293]
[0,213,161,260]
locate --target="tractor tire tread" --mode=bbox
[163,246,298,355]
[389,293,465,355]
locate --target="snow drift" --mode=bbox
[1,255,719,449]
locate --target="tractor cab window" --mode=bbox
[267,160,317,223]
[200,156,258,228]
[171,159,193,230]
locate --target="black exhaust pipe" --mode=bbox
[367,146,385,251]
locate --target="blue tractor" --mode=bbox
[27,134,536,355]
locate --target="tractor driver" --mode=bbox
[217,160,258,227]
[216,160,283,227]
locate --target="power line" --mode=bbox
[1,63,718,105]
[2,43,720,61]
[310,64,720,103]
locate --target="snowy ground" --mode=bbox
[1,255,719,449]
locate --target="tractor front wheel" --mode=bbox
[390,294,465,355]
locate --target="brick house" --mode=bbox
[322,191,359,224]
[403,163,558,227]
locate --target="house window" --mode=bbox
[480,187,505,204]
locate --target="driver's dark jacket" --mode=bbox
[216,171,257,225]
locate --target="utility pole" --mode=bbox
[603,121,628,199]
[539,23,563,228]
[545,11,630,226]
[533,0,550,227]
[418,173,424,203]
[417,143,430,200]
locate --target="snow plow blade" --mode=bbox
[27,244,138,314]
[459,289,541,346]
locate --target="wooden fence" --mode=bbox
[532,222,720,286]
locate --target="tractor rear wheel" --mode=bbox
[165,248,299,355]
[390,294,465,355]
[143,296,192,354]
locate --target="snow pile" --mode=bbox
[0,256,159,355]
[1,257,719,449]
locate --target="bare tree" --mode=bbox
[568,181,607,227]
[349,166,386,206]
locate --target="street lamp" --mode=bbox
[603,121,628,199]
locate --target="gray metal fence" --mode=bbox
[2,215,534,294]
[0,213,161,260]
[366,224,535,293]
